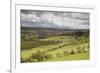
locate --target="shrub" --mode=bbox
[70,49,75,55]
[63,51,69,56]
[30,50,52,62]
[77,47,82,53]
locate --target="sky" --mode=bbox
[21,9,90,29]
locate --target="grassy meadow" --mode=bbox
[21,27,89,63]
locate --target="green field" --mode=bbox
[21,27,89,63]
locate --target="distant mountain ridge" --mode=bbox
[21,26,89,32]
[21,21,89,30]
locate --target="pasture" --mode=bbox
[21,27,89,63]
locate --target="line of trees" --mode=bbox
[21,46,89,63]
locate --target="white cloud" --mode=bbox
[21,10,89,29]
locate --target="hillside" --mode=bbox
[21,26,89,63]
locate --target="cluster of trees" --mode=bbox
[21,46,89,63]
[21,50,52,63]
[53,46,89,59]
[63,47,89,56]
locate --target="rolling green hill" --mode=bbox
[21,27,89,63]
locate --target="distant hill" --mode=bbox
[21,26,89,39]
[21,26,89,32]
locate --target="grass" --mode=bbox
[21,36,89,61]
[46,52,89,62]
[21,29,89,63]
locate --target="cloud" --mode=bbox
[21,10,89,29]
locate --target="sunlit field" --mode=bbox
[21,27,89,63]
